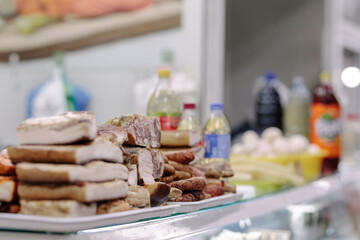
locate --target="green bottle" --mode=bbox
[147,69,182,130]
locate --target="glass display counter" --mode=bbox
[1,170,360,240]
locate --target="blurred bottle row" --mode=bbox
[26,49,359,176]
[147,67,231,166]
[254,70,360,175]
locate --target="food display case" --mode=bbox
[1,169,359,240]
[1,1,360,239]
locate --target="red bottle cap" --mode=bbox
[184,103,196,109]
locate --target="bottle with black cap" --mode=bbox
[255,71,283,132]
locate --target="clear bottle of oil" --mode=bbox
[203,103,231,164]
[147,69,182,130]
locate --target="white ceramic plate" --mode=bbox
[168,193,244,213]
[0,205,178,233]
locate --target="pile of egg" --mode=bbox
[231,127,321,157]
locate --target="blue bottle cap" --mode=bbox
[210,103,223,111]
[264,71,276,82]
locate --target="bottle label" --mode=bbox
[204,134,230,158]
[159,116,181,131]
[310,103,341,158]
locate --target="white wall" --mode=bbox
[0,28,183,146]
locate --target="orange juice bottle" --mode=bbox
[310,72,341,176]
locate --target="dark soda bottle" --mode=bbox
[256,71,283,132]
[310,72,341,176]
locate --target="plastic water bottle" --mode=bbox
[284,76,310,138]
[203,103,231,163]
[177,103,202,131]
[255,71,283,132]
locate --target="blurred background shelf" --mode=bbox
[0,0,181,61]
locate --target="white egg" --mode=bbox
[243,139,258,154]
[261,127,283,143]
[273,137,290,155]
[258,139,271,146]
[307,144,321,154]
[257,140,273,155]
[289,135,309,154]
[242,130,259,144]
[231,144,245,154]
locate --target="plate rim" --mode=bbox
[0,204,180,224]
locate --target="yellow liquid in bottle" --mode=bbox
[203,110,231,164]
[147,73,182,131]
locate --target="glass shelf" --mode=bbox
[0,172,357,240]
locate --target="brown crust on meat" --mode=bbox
[97,200,131,214]
[125,134,137,146]
[158,175,174,183]
[205,178,236,193]
[174,170,191,180]
[191,191,207,201]
[163,151,195,165]
[145,182,171,207]
[16,164,71,183]
[167,161,191,172]
[169,177,207,192]
[204,184,225,197]
[0,154,15,176]
[163,164,176,177]
[205,169,222,179]
[17,180,127,202]
[7,146,76,164]
[188,165,205,178]
[169,193,196,202]
[169,191,209,202]
[0,202,20,213]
